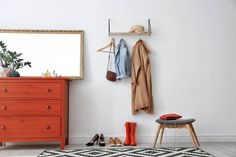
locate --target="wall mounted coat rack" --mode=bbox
[108,19,152,36]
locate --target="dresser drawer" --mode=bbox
[0,117,60,138]
[0,100,61,115]
[0,82,61,98]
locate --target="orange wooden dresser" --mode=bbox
[0,77,69,149]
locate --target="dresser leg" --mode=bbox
[60,140,65,149]
[0,142,2,146]
[65,138,69,145]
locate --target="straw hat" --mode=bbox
[129,25,145,33]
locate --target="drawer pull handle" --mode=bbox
[45,125,50,130]
[1,126,6,130]
[45,105,50,109]
[46,88,51,92]
[2,89,7,92]
[1,106,7,110]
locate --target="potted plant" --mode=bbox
[0,41,31,77]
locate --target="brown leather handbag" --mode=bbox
[106,70,116,81]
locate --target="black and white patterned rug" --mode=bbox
[38,147,214,157]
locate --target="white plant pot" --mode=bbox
[0,68,11,77]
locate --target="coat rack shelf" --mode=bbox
[108,19,152,36]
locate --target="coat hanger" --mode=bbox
[97,38,115,53]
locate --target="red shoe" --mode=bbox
[130,122,137,146]
[124,122,131,146]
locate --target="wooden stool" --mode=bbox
[153,118,200,148]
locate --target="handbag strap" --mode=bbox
[107,40,115,70]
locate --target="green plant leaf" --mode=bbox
[0,41,31,70]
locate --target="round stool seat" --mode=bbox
[155,118,195,125]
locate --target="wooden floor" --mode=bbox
[0,142,235,157]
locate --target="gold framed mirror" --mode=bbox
[0,29,84,80]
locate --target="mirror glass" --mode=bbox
[0,29,84,79]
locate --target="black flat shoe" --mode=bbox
[86,134,99,146]
[99,133,105,147]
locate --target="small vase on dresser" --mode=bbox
[0,77,69,149]
[0,68,11,77]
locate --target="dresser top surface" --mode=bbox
[0,77,71,81]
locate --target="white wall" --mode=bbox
[1,0,236,143]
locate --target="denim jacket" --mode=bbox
[115,39,131,79]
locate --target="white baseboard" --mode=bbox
[69,135,236,144]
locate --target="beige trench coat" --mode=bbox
[131,40,153,114]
